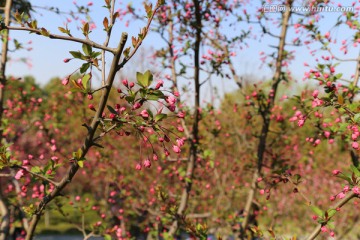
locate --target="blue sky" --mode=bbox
[5,0,359,100]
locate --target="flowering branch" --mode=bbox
[1,26,116,53]
[12,165,59,187]
[306,192,358,240]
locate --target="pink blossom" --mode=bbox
[177,126,184,132]
[176,138,185,147]
[332,169,341,175]
[135,163,142,170]
[352,186,360,195]
[352,141,359,150]
[140,110,149,118]
[324,131,331,138]
[172,145,181,154]
[155,80,164,90]
[143,159,151,168]
[75,196,81,201]
[330,231,335,237]
[132,102,142,110]
[337,192,345,199]
[177,111,185,118]
[166,96,176,105]
[62,77,70,86]
[297,119,305,127]
[312,90,319,98]
[122,79,128,86]
[15,170,24,180]
[321,226,328,232]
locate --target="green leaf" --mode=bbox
[125,95,135,104]
[31,166,41,174]
[77,160,84,168]
[136,70,153,88]
[104,235,112,240]
[80,63,91,74]
[350,165,360,177]
[147,90,165,101]
[354,113,360,124]
[82,74,91,91]
[310,205,324,217]
[107,105,118,115]
[154,113,167,122]
[327,209,337,218]
[91,52,101,58]
[69,51,83,59]
[82,44,92,56]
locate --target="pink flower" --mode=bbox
[177,126,184,132]
[259,189,265,195]
[167,105,176,112]
[177,111,185,118]
[172,145,181,153]
[297,119,305,127]
[312,98,323,108]
[135,163,142,170]
[87,1,93,6]
[312,90,319,98]
[143,159,151,168]
[122,79,128,86]
[140,110,149,118]
[75,196,81,201]
[62,77,70,86]
[132,102,142,110]
[332,169,341,175]
[153,154,158,161]
[129,82,135,88]
[352,186,360,195]
[176,138,185,147]
[166,96,176,105]
[324,131,331,138]
[330,231,335,237]
[63,58,71,63]
[321,226,328,232]
[352,141,359,150]
[155,80,164,90]
[337,192,345,199]
[15,170,24,180]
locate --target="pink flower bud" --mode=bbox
[62,77,70,86]
[88,104,96,111]
[122,79,128,86]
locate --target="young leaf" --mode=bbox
[69,51,83,59]
[82,22,89,36]
[80,63,91,74]
[40,28,50,37]
[107,105,118,115]
[82,74,91,91]
[310,205,324,217]
[82,44,92,56]
[136,70,153,88]
[155,113,167,122]
[350,165,360,178]
[103,17,109,30]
